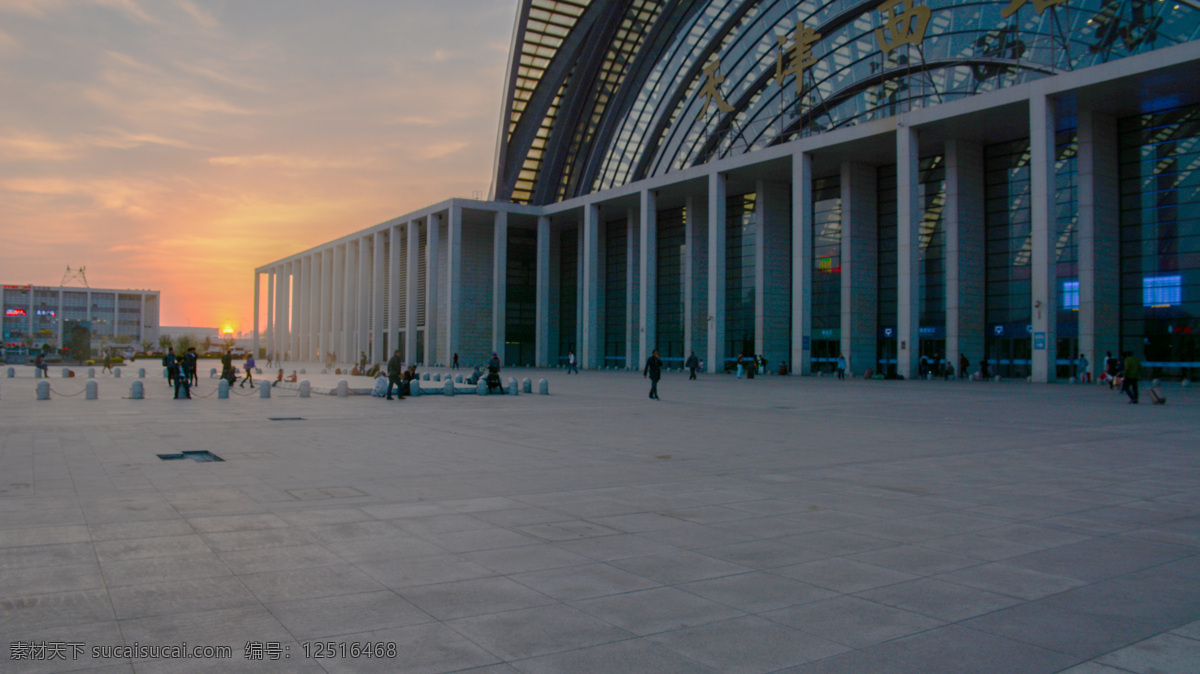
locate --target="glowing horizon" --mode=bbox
[0,0,516,334]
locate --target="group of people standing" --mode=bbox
[164,347,200,399]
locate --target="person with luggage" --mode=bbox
[1121,351,1142,404]
[644,349,663,400]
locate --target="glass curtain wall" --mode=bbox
[1055,131,1080,378]
[658,207,686,366]
[605,219,628,368]
[985,140,1033,378]
[919,157,947,369]
[878,165,898,376]
[559,227,579,365]
[725,194,756,369]
[1119,103,1200,380]
[505,228,537,366]
[812,177,841,373]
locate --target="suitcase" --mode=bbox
[1148,387,1167,405]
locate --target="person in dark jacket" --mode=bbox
[1121,351,1142,404]
[173,359,191,399]
[164,347,177,388]
[185,347,199,387]
[685,351,700,380]
[644,349,663,400]
[386,350,404,400]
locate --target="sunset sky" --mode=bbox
[1,0,517,334]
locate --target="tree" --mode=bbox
[158,334,172,353]
[141,339,154,354]
[203,336,213,354]
[175,334,196,355]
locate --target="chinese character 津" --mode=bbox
[775,22,822,96]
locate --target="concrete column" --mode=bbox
[1030,94,1058,383]
[358,236,372,364]
[372,231,385,362]
[792,152,813,374]
[266,269,275,359]
[685,193,709,362]
[253,272,261,360]
[897,127,921,379]
[321,249,333,361]
[427,213,441,365]
[341,242,355,363]
[840,163,878,377]
[387,225,402,360]
[330,245,343,362]
[1077,111,1120,378]
[308,254,320,360]
[582,203,601,369]
[300,255,312,360]
[535,215,551,367]
[405,222,419,363]
[291,260,302,359]
[445,207,462,365]
[945,139,985,378]
[626,210,639,368]
[279,263,291,361]
[493,211,509,358]
[761,181,792,371]
[707,173,726,373]
[639,189,658,366]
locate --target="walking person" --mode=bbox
[240,354,255,388]
[566,350,579,374]
[1121,350,1142,404]
[836,353,847,381]
[736,353,745,379]
[1104,351,1119,388]
[452,353,460,369]
[685,351,700,380]
[1077,353,1089,383]
[644,349,663,400]
[386,349,405,400]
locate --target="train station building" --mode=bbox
[255,0,1200,382]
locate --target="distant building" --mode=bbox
[2,284,159,359]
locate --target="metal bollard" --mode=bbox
[138,368,146,378]
[218,379,230,399]
[476,378,488,395]
[299,380,311,397]
[260,381,271,398]
[131,380,144,400]
[507,377,519,395]
[410,381,421,397]
[522,378,532,393]
[539,379,549,395]
[62,368,70,378]
[86,380,98,400]
[336,380,349,398]
[444,379,455,396]
[6,367,14,377]
[37,380,50,400]
[88,368,95,378]
[114,368,121,378]
[210,367,217,378]
[455,374,463,383]
[433,373,441,382]
[421,372,430,381]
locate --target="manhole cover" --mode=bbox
[157,451,225,462]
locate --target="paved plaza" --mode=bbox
[1,365,1198,673]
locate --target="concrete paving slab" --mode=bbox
[2,367,1198,671]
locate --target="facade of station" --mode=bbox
[2,284,161,359]
[256,0,1200,382]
